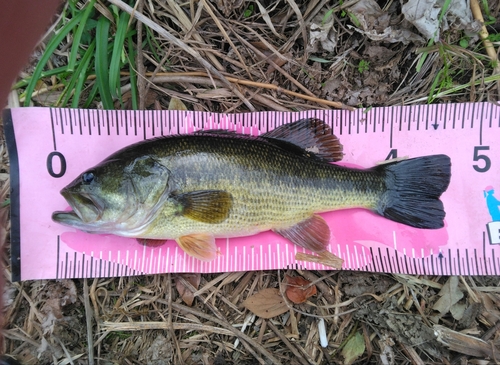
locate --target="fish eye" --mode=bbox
[82,172,95,185]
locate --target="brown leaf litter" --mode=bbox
[285,275,317,304]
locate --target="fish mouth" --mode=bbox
[52,190,104,226]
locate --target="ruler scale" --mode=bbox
[3,104,500,281]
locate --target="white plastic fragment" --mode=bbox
[234,313,256,349]
[318,318,328,348]
[281,312,290,326]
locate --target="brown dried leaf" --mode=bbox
[175,273,201,307]
[168,97,188,111]
[285,275,317,304]
[214,0,244,17]
[433,276,464,315]
[243,288,288,319]
[38,280,78,335]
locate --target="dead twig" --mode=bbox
[434,324,500,359]
[135,0,147,110]
[102,320,235,335]
[470,0,500,89]
[167,273,185,365]
[149,72,353,109]
[267,321,312,365]
[83,279,94,365]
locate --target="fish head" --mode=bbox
[52,155,173,235]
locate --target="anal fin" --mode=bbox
[176,233,218,261]
[273,214,331,253]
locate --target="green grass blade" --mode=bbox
[109,11,130,100]
[83,81,99,108]
[95,16,114,109]
[67,0,97,72]
[14,66,68,89]
[438,0,452,23]
[416,38,434,72]
[427,68,445,103]
[146,26,162,63]
[127,33,138,110]
[60,41,96,107]
[23,12,83,106]
[309,56,333,63]
[71,41,96,108]
[322,8,335,24]
[59,39,96,107]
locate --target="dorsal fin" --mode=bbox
[263,118,343,162]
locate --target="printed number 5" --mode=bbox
[473,146,491,173]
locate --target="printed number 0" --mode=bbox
[472,146,491,173]
[47,152,67,178]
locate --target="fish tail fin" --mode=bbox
[375,154,451,229]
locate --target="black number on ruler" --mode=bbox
[385,149,397,160]
[472,146,491,173]
[47,152,67,178]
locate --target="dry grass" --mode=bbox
[3,0,500,363]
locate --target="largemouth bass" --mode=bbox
[52,118,451,261]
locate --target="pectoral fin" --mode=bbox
[175,190,233,224]
[273,215,330,253]
[176,233,218,261]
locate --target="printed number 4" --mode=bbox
[385,149,397,160]
[473,146,491,173]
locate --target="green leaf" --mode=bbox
[81,19,98,44]
[67,0,97,72]
[24,11,84,106]
[95,16,114,109]
[109,11,130,100]
[459,38,469,48]
[322,8,335,24]
[243,4,254,17]
[347,12,361,28]
[341,332,365,365]
[358,60,369,73]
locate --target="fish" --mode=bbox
[52,118,452,261]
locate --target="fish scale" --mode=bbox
[139,134,385,239]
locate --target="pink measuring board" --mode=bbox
[3,105,500,281]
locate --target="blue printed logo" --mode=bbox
[485,186,500,244]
